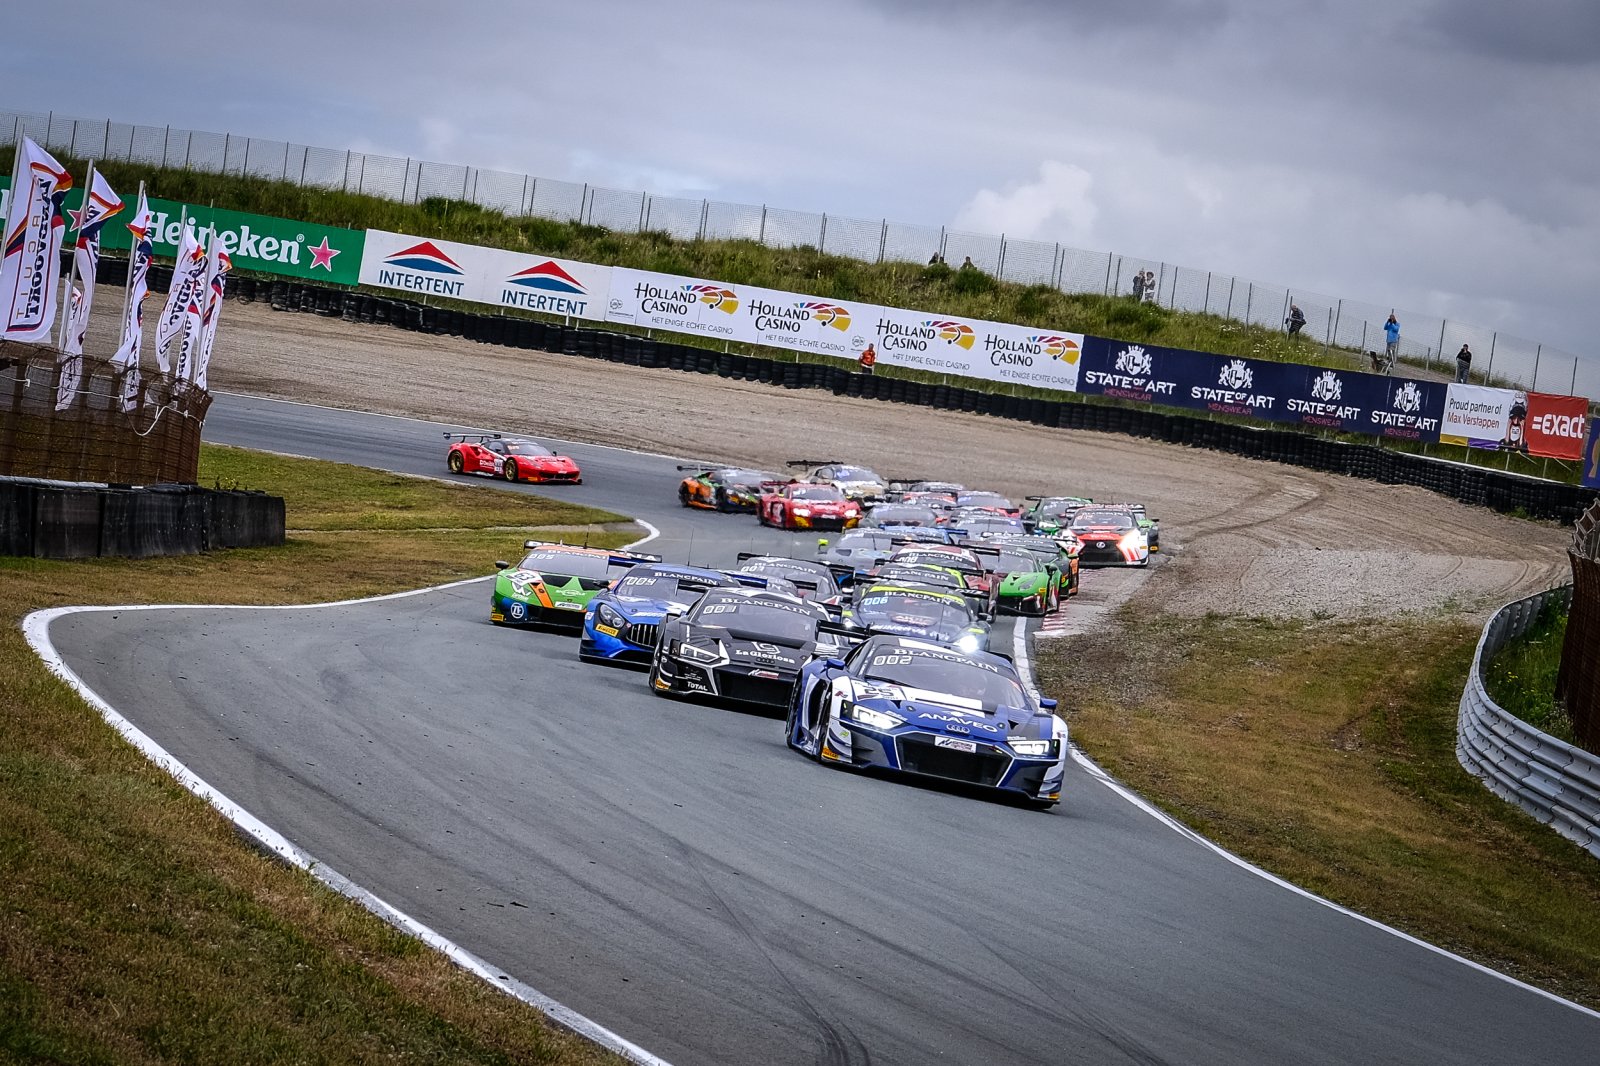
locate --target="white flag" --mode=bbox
[112,189,154,410]
[194,236,231,391]
[0,137,73,343]
[55,293,84,410]
[62,170,125,357]
[154,220,206,374]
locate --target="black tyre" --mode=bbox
[503,460,519,482]
[679,485,693,508]
[447,451,464,474]
[714,489,732,513]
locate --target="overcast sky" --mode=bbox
[5,1,1596,381]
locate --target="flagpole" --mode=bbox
[170,204,188,381]
[117,180,145,344]
[57,158,95,352]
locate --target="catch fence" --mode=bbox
[3,107,1590,399]
[1559,501,1600,751]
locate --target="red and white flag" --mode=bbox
[61,170,125,357]
[194,234,231,391]
[0,137,74,343]
[55,291,85,410]
[154,220,206,374]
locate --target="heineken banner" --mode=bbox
[1,177,364,285]
[359,229,609,321]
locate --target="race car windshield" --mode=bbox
[831,466,880,482]
[615,572,710,600]
[876,566,961,589]
[861,651,1026,708]
[690,596,824,642]
[794,485,845,501]
[741,559,835,588]
[959,493,1011,508]
[870,507,936,524]
[1038,501,1082,518]
[996,552,1043,573]
[856,590,973,630]
[1072,511,1135,531]
[516,550,617,579]
[719,469,772,487]
[503,441,554,456]
[894,549,979,571]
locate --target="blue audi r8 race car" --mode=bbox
[787,635,1068,807]
[580,564,770,665]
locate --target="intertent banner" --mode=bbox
[358,230,609,321]
[1523,392,1589,460]
[1440,383,1524,449]
[0,137,73,343]
[605,267,746,340]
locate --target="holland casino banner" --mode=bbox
[1,177,366,286]
[1076,337,1448,441]
[358,229,610,321]
[605,267,747,340]
[868,306,1084,392]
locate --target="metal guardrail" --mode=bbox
[1458,585,1600,858]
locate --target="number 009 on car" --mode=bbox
[934,736,978,753]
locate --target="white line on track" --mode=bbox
[21,521,674,1066]
[1010,619,1600,1022]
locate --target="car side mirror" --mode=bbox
[825,657,846,669]
[1040,698,1058,711]
[494,561,510,571]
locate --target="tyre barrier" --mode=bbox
[1458,586,1600,858]
[258,281,1599,524]
[0,479,285,559]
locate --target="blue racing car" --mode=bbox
[580,563,769,665]
[787,634,1068,807]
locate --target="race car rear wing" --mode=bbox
[443,431,501,442]
[519,539,663,566]
[786,458,844,467]
[814,620,870,652]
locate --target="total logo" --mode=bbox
[1311,370,1343,402]
[801,302,852,331]
[686,284,739,314]
[926,320,975,350]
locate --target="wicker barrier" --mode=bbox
[1557,502,1600,749]
[1457,586,1600,858]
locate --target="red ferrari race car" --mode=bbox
[445,433,582,484]
[758,480,863,531]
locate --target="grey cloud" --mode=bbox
[1415,0,1600,65]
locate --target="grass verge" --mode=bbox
[1035,612,1600,1008]
[1,445,635,1065]
[1483,601,1577,745]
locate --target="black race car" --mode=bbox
[649,587,842,710]
[734,553,843,604]
[678,464,779,512]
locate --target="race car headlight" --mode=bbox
[843,701,902,730]
[1008,738,1059,757]
[954,633,982,654]
[595,602,624,628]
[676,640,720,663]
[1120,531,1143,548]
[792,507,812,516]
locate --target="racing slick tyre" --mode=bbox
[447,452,464,474]
[679,485,693,508]
[647,654,678,698]
[503,460,520,482]
[714,489,733,513]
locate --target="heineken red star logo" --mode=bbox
[308,236,340,271]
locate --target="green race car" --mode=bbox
[970,533,1081,599]
[992,549,1064,616]
[491,541,662,629]
[1022,495,1094,536]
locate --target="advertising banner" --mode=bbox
[867,306,989,377]
[1277,364,1447,441]
[482,246,611,320]
[360,230,608,320]
[738,286,873,359]
[605,267,747,340]
[1523,392,1589,460]
[1583,419,1600,489]
[1440,384,1524,449]
[1077,338,1292,420]
[972,320,1084,392]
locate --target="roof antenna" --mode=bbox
[583,528,591,548]
[686,528,696,567]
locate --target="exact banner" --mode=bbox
[1523,392,1589,460]
[1440,384,1524,449]
[359,230,609,320]
[605,267,746,339]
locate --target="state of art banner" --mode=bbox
[1277,364,1448,441]
[360,230,609,321]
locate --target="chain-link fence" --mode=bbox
[3,107,1591,398]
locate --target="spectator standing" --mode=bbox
[1286,303,1307,338]
[1132,271,1146,302]
[858,343,877,376]
[1142,270,1158,303]
[1455,344,1472,383]
[960,255,976,271]
[1383,314,1400,372]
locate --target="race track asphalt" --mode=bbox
[44,393,1600,1065]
